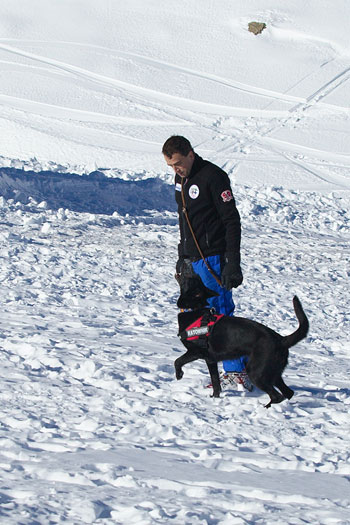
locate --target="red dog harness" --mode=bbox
[180,311,224,342]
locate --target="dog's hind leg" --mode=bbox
[275,377,294,400]
[251,377,285,408]
[206,361,221,398]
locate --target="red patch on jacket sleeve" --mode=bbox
[221,190,233,202]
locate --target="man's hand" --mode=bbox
[176,256,184,276]
[221,253,243,290]
[175,257,185,283]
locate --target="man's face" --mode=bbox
[164,151,195,178]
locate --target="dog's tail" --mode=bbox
[281,296,309,349]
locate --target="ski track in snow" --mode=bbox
[0,37,349,187]
[1,38,347,109]
[0,42,295,119]
[208,59,350,184]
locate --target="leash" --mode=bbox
[181,177,223,288]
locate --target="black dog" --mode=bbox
[175,277,309,408]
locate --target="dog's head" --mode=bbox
[177,276,219,310]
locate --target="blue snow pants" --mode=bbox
[191,255,248,373]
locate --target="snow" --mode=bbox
[0,0,349,523]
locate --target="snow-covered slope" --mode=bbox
[0,0,349,190]
[0,1,349,524]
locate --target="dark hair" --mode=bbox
[162,136,193,158]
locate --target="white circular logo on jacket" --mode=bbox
[189,185,200,199]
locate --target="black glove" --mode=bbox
[221,253,243,290]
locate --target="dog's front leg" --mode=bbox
[174,349,199,380]
[206,361,221,398]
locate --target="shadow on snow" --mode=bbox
[0,168,176,216]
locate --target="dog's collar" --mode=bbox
[179,307,217,314]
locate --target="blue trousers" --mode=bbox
[191,255,248,373]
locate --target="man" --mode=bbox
[162,135,252,391]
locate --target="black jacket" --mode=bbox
[175,154,241,260]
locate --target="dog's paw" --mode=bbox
[176,370,184,380]
[286,389,294,400]
[211,392,221,398]
[265,392,286,408]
